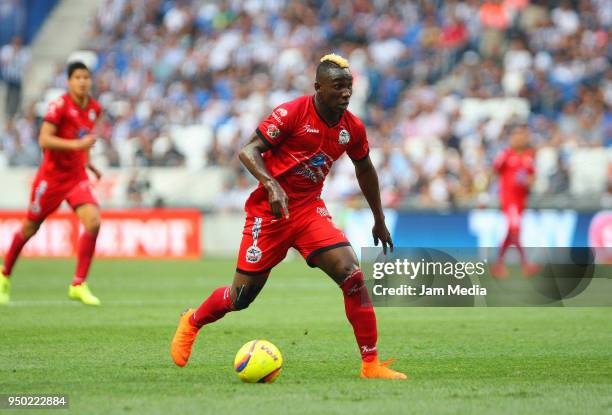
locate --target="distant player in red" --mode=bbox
[171,54,406,379]
[491,124,538,278]
[0,61,102,305]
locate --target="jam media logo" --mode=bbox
[338,129,350,145]
[267,124,280,139]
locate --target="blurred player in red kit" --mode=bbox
[0,61,103,305]
[171,54,406,379]
[491,124,539,278]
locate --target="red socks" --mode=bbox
[340,269,378,362]
[190,286,235,328]
[72,230,98,286]
[2,230,29,277]
[187,272,378,363]
[498,227,526,264]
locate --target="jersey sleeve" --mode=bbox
[493,150,508,173]
[346,119,370,162]
[43,97,65,126]
[526,152,535,175]
[255,104,297,148]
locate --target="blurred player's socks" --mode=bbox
[498,229,525,263]
[499,229,525,262]
[190,286,234,328]
[2,230,29,277]
[72,230,98,286]
[340,269,378,362]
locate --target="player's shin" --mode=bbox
[2,230,30,277]
[190,286,235,328]
[340,269,378,362]
[72,230,98,286]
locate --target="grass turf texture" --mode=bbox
[1,258,611,415]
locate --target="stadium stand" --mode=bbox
[0,0,610,210]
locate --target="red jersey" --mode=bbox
[40,93,102,182]
[246,95,369,217]
[494,147,535,205]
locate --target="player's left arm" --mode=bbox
[86,158,102,180]
[86,108,103,180]
[353,155,393,254]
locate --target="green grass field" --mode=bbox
[1,258,611,415]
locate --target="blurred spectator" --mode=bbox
[126,171,152,206]
[0,36,30,118]
[0,0,609,209]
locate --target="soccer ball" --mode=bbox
[234,339,283,383]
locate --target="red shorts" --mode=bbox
[236,200,351,274]
[27,177,98,222]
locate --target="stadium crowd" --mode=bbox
[0,0,610,209]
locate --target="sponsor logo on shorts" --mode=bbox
[246,245,262,263]
[338,129,350,145]
[246,217,263,263]
[30,180,48,215]
[267,124,280,139]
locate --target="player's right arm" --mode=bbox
[238,133,289,219]
[38,121,96,151]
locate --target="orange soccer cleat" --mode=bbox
[360,358,407,380]
[490,261,509,279]
[170,308,199,367]
[521,262,541,278]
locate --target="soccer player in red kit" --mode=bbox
[491,124,538,278]
[0,61,102,305]
[171,54,406,379]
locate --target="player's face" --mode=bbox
[68,69,92,98]
[510,127,529,150]
[316,69,353,112]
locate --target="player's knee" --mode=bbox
[22,220,40,238]
[332,261,359,282]
[231,285,258,311]
[509,223,520,236]
[232,295,254,311]
[84,216,101,233]
[339,267,365,297]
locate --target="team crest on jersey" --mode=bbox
[246,246,262,263]
[275,108,287,117]
[267,124,280,139]
[338,129,350,145]
[89,109,96,121]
